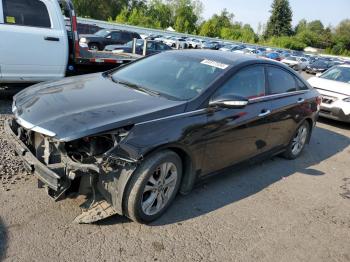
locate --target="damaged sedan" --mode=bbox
[5,50,320,223]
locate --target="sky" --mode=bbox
[200,0,350,32]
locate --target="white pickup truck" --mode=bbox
[0,0,140,87]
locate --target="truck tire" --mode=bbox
[124,150,182,223]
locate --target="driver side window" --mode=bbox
[214,65,266,99]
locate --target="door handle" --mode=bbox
[258,110,271,117]
[297,98,305,103]
[44,36,60,42]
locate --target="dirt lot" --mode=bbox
[1,73,350,262]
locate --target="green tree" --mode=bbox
[73,0,129,20]
[172,0,202,33]
[264,0,293,38]
[199,9,234,37]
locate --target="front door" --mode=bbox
[201,65,272,175]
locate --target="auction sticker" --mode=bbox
[201,59,229,70]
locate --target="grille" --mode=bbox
[321,95,337,104]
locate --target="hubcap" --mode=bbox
[291,125,308,155]
[141,162,178,216]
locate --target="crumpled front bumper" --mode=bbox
[4,118,138,219]
[4,118,65,192]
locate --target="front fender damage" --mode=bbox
[8,118,140,224]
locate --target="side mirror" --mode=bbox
[209,94,249,109]
[316,73,322,77]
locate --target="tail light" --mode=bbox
[316,96,322,105]
[316,95,322,111]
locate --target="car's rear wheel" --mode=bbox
[283,121,310,159]
[124,150,182,223]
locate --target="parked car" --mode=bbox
[186,38,201,49]
[220,44,244,52]
[6,50,320,224]
[79,29,141,51]
[305,60,330,74]
[281,56,309,70]
[265,52,282,61]
[163,37,187,49]
[308,65,350,122]
[104,40,172,55]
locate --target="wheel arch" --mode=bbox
[140,143,198,195]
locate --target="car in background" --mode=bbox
[7,50,320,224]
[308,65,350,122]
[219,44,241,52]
[186,38,202,49]
[104,40,172,55]
[305,60,330,74]
[201,41,217,49]
[281,56,309,70]
[264,52,282,61]
[164,37,187,49]
[79,29,141,51]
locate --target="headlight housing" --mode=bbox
[343,97,350,102]
[80,37,87,43]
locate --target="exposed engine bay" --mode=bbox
[7,118,137,223]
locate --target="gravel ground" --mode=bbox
[0,72,350,262]
[0,100,30,193]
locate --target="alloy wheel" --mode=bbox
[291,125,308,156]
[141,162,178,216]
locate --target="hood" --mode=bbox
[14,74,185,142]
[308,77,350,96]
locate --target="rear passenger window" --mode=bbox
[267,67,297,94]
[215,66,266,99]
[2,0,51,28]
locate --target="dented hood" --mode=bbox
[13,73,185,141]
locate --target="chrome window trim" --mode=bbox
[248,90,308,103]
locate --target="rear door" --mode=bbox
[264,66,310,150]
[0,0,68,83]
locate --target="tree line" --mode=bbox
[72,0,350,56]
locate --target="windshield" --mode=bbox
[321,67,350,83]
[94,29,111,37]
[111,52,227,100]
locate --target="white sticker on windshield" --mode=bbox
[201,59,229,70]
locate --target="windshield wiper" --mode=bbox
[112,78,160,97]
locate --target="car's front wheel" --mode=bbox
[124,150,182,223]
[283,121,310,159]
[88,43,100,51]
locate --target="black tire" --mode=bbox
[88,43,100,51]
[124,150,182,223]
[282,121,310,160]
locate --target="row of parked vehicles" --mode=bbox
[80,28,349,77]
[1,0,350,225]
